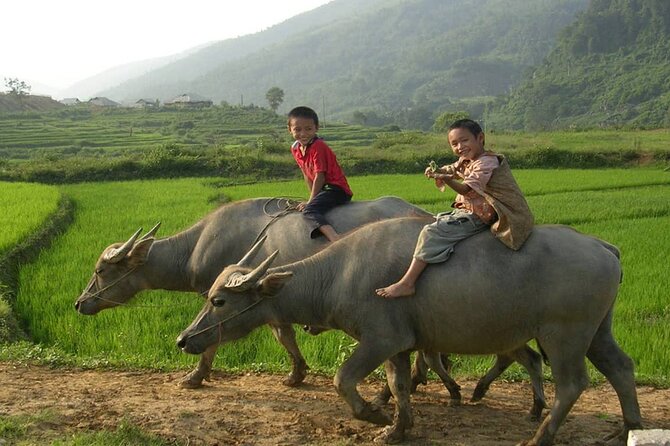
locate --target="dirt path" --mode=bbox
[1,363,668,445]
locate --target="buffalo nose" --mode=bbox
[176,334,187,350]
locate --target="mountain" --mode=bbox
[98,0,588,129]
[488,0,670,130]
[57,43,213,101]
[98,0,389,103]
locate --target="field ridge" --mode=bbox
[0,196,74,342]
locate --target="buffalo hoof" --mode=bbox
[283,367,308,387]
[471,383,489,402]
[371,393,391,408]
[357,403,393,426]
[178,373,205,389]
[602,428,629,445]
[409,376,427,393]
[373,425,406,444]
[447,397,461,407]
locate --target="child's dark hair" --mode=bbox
[288,106,319,127]
[449,118,483,136]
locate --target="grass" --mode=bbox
[0,182,60,254]
[0,412,180,446]
[5,169,670,386]
[487,128,670,154]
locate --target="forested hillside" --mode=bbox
[99,0,388,103]
[488,0,670,130]
[99,0,587,129]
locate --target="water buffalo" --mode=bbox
[177,217,641,445]
[74,196,545,413]
[75,197,432,388]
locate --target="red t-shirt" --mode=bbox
[291,137,353,196]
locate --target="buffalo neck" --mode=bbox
[141,233,199,292]
[269,253,343,329]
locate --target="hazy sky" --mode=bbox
[0,0,332,92]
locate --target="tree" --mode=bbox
[352,110,368,125]
[265,87,284,112]
[432,111,469,132]
[4,78,31,96]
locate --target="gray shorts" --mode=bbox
[413,209,489,263]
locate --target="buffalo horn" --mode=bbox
[139,222,161,241]
[226,250,279,291]
[236,235,269,268]
[103,228,142,263]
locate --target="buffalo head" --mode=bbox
[74,223,160,314]
[177,236,292,354]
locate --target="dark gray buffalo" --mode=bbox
[75,197,431,388]
[177,217,641,445]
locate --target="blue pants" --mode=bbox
[303,186,351,238]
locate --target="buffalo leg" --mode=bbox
[373,350,460,406]
[269,323,309,386]
[586,311,642,444]
[522,335,590,446]
[472,345,547,420]
[423,351,462,406]
[410,351,429,391]
[334,342,398,427]
[411,352,453,391]
[179,344,217,388]
[375,352,413,444]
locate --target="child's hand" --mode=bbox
[297,201,308,211]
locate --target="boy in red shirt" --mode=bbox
[288,106,353,241]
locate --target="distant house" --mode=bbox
[88,97,120,107]
[134,98,159,108]
[165,93,213,108]
[60,97,80,106]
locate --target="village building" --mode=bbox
[134,98,160,108]
[164,93,213,108]
[60,98,81,106]
[88,97,120,107]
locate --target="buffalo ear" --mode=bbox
[258,272,293,296]
[127,238,154,266]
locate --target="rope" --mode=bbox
[181,297,267,339]
[251,197,303,245]
[82,267,197,308]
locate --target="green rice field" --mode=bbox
[9,168,670,385]
[0,182,61,254]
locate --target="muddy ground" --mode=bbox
[1,363,669,445]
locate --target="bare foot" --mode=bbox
[375,282,415,298]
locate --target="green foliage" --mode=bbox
[52,419,180,445]
[489,0,670,130]
[0,412,180,446]
[432,111,470,133]
[0,107,669,184]
[265,86,284,112]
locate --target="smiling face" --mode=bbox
[447,127,485,161]
[288,116,318,147]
